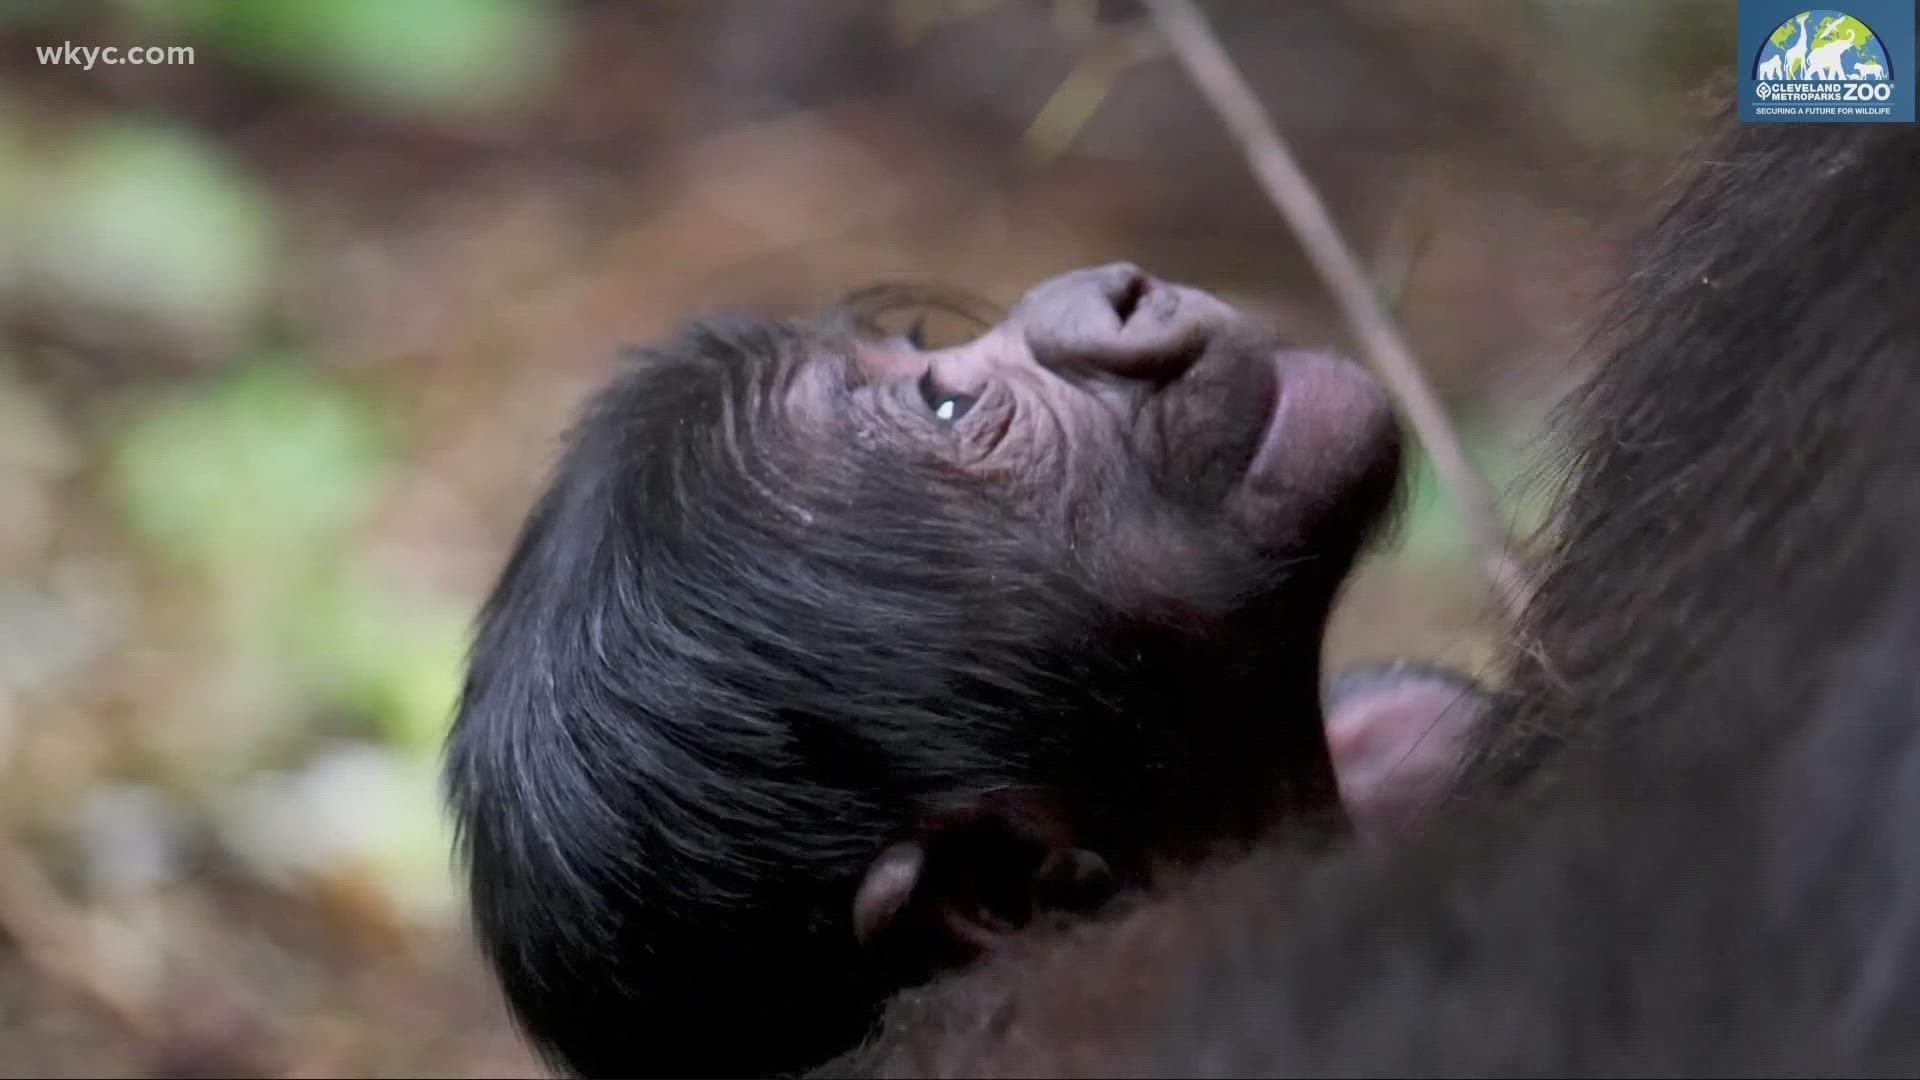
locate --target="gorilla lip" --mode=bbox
[1241,350,1391,496]
[1240,353,1289,484]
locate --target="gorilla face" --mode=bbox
[446,262,1405,1079]
[789,262,1404,618]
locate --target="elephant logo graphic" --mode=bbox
[1753,10,1892,82]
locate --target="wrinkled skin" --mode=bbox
[444,263,1406,1078]
[794,264,1400,600]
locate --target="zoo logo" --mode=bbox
[1753,10,1894,100]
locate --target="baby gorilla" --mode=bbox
[444,264,1419,1078]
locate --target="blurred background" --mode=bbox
[0,1,1728,1075]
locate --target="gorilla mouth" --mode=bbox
[1212,348,1294,494]
[1246,355,1287,478]
[1236,348,1401,519]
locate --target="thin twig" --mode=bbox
[1142,0,1529,622]
[1021,27,1163,166]
[1372,190,1434,316]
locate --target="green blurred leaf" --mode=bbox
[1396,417,1551,567]
[289,570,470,755]
[1397,447,1470,565]
[109,360,390,573]
[110,360,471,758]
[35,121,275,341]
[121,0,562,118]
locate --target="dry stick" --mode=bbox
[1022,28,1160,166]
[1142,0,1530,622]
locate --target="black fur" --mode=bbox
[442,289,1374,1076]
[827,116,1920,1076]
[1468,116,1920,795]
[445,313,1106,1076]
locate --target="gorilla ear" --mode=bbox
[852,792,1112,976]
[1325,663,1491,836]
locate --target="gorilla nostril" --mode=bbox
[1112,274,1149,327]
[1019,265,1223,385]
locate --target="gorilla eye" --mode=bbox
[918,369,979,423]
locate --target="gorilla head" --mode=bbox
[443,263,1403,1077]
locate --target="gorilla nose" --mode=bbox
[1017,263,1222,384]
[1093,263,1151,328]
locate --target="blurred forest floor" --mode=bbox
[0,2,1727,1075]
